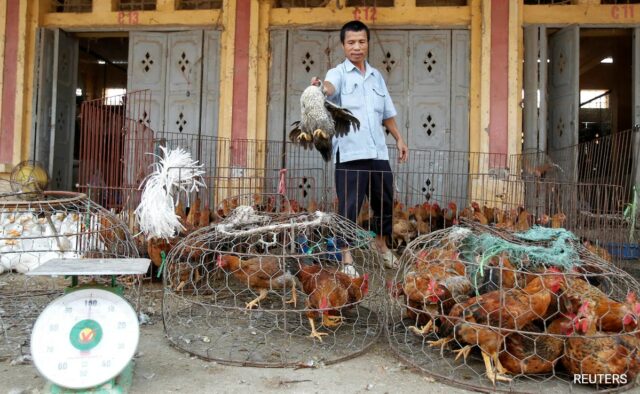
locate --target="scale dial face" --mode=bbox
[31,289,139,389]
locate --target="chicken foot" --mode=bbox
[308,317,328,342]
[409,320,433,336]
[297,131,312,143]
[454,345,472,362]
[313,129,329,140]
[322,314,344,328]
[427,336,453,356]
[481,352,512,385]
[246,288,269,309]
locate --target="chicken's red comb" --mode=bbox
[578,318,589,333]
[427,279,437,292]
[363,273,369,282]
[547,267,562,273]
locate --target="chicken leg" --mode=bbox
[285,280,297,306]
[481,352,511,385]
[308,317,328,342]
[409,320,433,336]
[492,353,510,376]
[246,288,269,309]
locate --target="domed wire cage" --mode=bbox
[387,221,640,393]
[0,191,141,361]
[162,194,384,367]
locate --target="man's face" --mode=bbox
[342,30,368,65]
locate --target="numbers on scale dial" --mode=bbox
[85,299,97,307]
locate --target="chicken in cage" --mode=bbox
[162,195,384,366]
[387,222,640,392]
[0,191,140,362]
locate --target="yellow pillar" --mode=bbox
[508,0,522,158]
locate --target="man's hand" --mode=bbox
[397,138,408,163]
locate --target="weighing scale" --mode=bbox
[27,258,151,393]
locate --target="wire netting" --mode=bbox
[162,194,384,366]
[0,191,141,362]
[387,221,640,392]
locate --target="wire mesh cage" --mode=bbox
[387,222,640,393]
[162,194,384,366]
[0,191,141,362]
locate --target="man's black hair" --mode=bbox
[340,20,370,44]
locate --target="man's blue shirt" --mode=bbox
[325,59,397,163]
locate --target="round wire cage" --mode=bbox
[0,191,141,361]
[162,196,384,367]
[387,222,640,393]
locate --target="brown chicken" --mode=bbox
[357,200,373,228]
[583,239,612,263]
[514,207,533,232]
[428,202,444,230]
[430,268,565,384]
[186,197,201,227]
[550,212,566,229]
[495,208,516,230]
[217,197,239,218]
[499,314,573,375]
[306,198,318,213]
[392,216,416,248]
[482,204,496,225]
[408,208,431,236]
[561,276,640,333]
[477,253,521,293]
[471,202,489,225]
[401,249,472,335]
[98,215,126,250]
[296,264,369,341]
[217,254,297,309]
[176,200,188,224]
[563,301,640,383]
[442,201,458,228]
[146,237,172,267]
[199,204,211,227]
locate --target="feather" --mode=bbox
[290,81,360,161]
[135,146,206,240]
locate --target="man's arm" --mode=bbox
[322,80,336,97]
[383,117,408,163]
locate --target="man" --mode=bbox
[318,20,408,268]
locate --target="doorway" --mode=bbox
[31,29,222,193]
[523,26,637,192]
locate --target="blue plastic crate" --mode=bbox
[605,242,640,260]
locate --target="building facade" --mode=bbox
[0,0,639,192]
